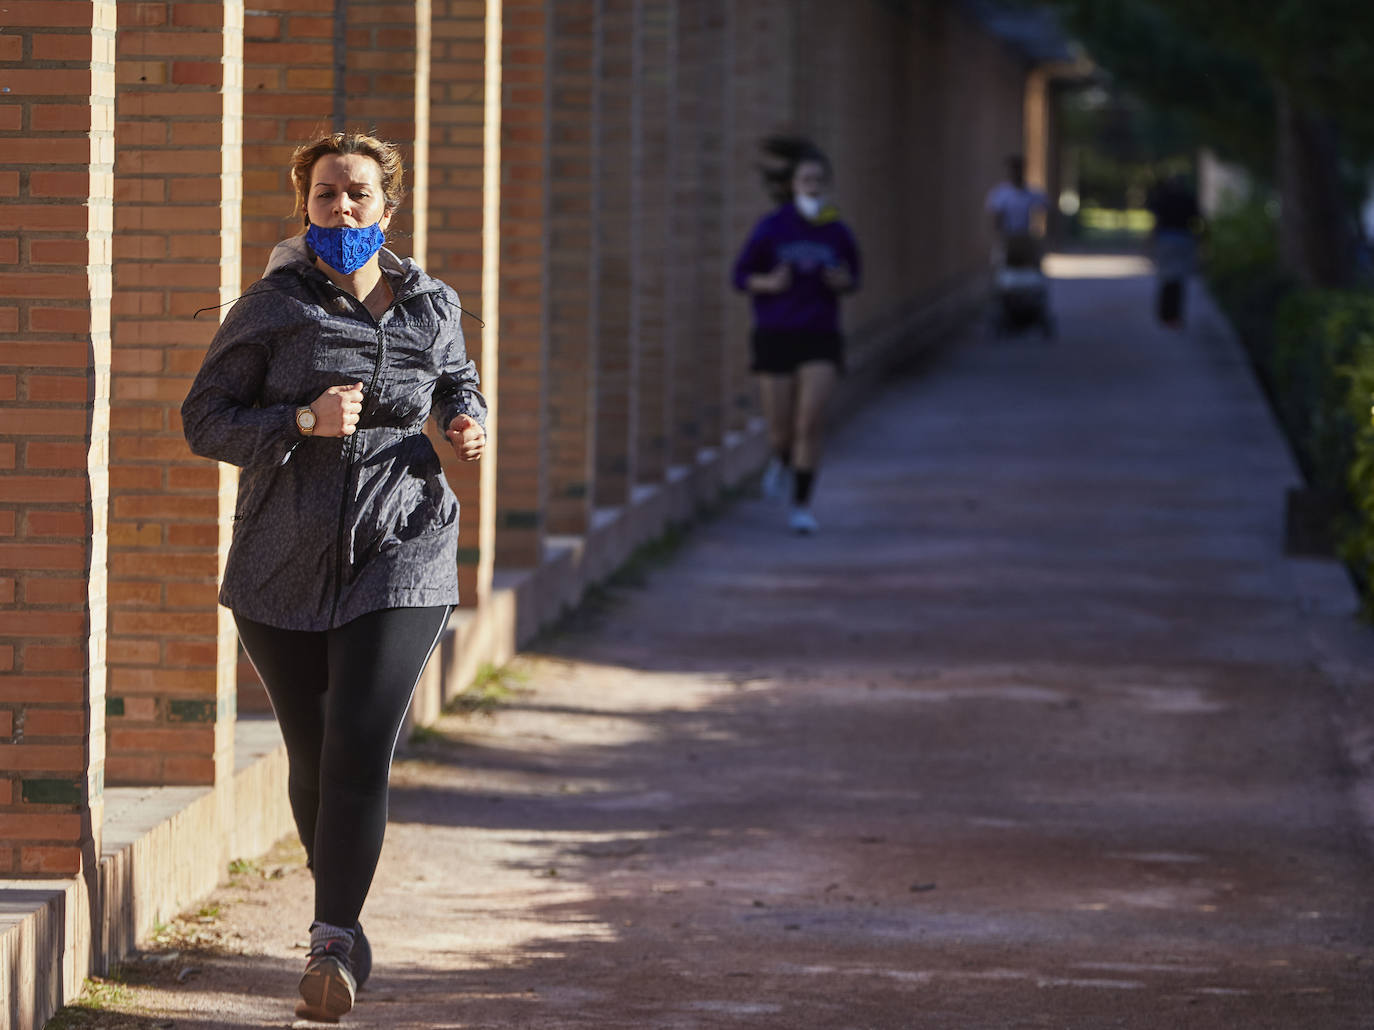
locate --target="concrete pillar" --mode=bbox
[0,0,115,875]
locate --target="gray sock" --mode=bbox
[309,920,355,954]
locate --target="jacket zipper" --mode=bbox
[328,299,392,626]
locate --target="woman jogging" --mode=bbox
[182,131,486,1023]
[732,136,861,534]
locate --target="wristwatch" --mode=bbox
[295,406,317,435]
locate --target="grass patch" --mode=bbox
[445,661,529,718]
[44,978,142,1029]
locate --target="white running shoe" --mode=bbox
[788,506,819,535]
[760,459,790,500]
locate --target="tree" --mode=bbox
[1039,0,1374,287]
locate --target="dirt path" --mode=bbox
[52,258,1374,1028]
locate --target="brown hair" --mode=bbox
[289,131,405,228]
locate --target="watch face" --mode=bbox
[298,408,316,430]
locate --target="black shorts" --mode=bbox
[750,329,845,374]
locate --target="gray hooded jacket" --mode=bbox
[182,238,487,631]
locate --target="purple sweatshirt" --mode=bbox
[731,203,862,334]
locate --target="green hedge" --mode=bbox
[1203,203,1374,606]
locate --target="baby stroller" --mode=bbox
[990,233,1053,339]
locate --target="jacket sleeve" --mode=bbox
[181,291,303,469]
[432,294,488,433]
[731,219,774,291]
[840,223,862,293]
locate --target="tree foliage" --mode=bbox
[1036,0,1374,284]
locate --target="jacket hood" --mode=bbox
[263,235,432,297]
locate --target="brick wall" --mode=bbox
[106,0,243,788]
[632,0,674,483]
[493,0,548,566]
[0,0,1043,882]
[240,0,336,287]
[344,0,429,262]
[545,0,598,535]
[0,0,116,876]
[427,0,496,603]
[592,0,636,506]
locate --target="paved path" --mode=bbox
[67,257,1374,1028]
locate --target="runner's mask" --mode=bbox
[794,194,824,220]
[305,221,386,275]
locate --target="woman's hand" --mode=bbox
[310,382,365,437]
[446,413,486,461]
[822,264,853,292]
[748,263,792,295]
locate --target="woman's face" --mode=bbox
[792,159,829,199]
[308,153,392,231]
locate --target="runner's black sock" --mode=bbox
[793,469,815,505]
[775,446,792,469]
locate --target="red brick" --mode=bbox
[0,69,94,96]
[244,14,281,38]
[125,2,169,27]
[23,710,86,737]
[26,511,88,537]
[0,478,87,504]
[0,35,22,61]
[170,60,224,86]
[108,637,161,666]
[108,581,162,607]
[29,105,93,132]
[110,495,216,521]
[0,747,85,773]
[25,374,91,403]
[23,442,88,469]
[23,578,86,606]
[0,541,86,570]
[0,343,92,368]
[166,523,218,547]
[0,272,89,298]
[0,579,13,605]
[0,611,84,637]
[20,847,82,875]
[29,172,93,199]
[164,640,218,665]
[111,610,218,637]
[27,308,92,335]
[1,3,104,27]
[30,34,97,61]
[109,727,214,752]
[105,754,163,783]
[162,756,215,783]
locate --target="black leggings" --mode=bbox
[235,605,451,929]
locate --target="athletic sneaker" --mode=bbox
[788,506,819,535]
[350,922,372,989]
[760,458,790,500]
[296,939,356,1023]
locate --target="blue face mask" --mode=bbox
[305,221,387,275]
